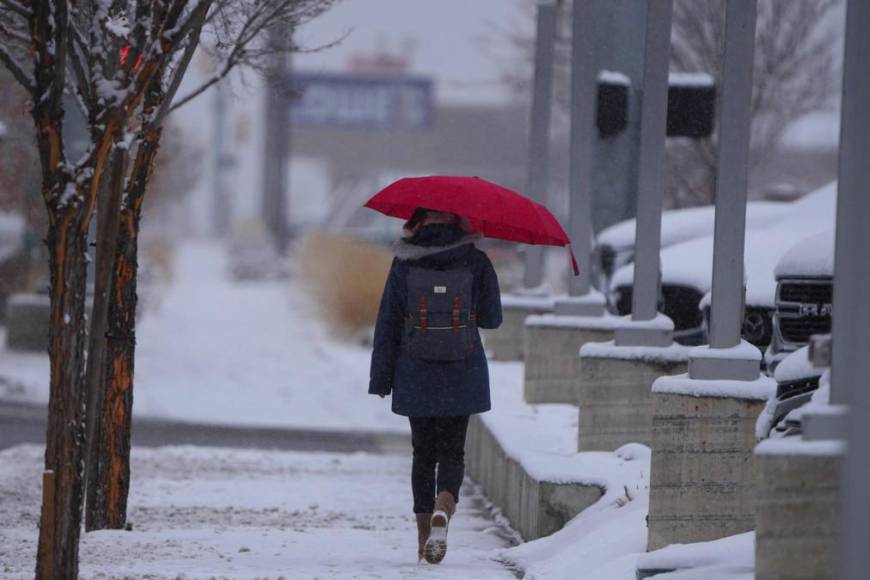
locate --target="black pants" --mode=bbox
[408,415,470,514]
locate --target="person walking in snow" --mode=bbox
[369,208,503,564]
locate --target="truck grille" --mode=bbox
[776,279,833,347]
[779,282,832,304]
[779,316,831,344]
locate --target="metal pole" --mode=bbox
[629,0,673,323]
[567,0,596,297]
[523,0,559,290]
[212,80,230,236]
[707,0,757,349]
[837,0,870,577]
[262,24,292,255]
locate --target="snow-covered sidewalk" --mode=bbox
[0,444,517,579]
[0,242,407,434]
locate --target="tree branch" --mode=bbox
[152,1,210,127]
[0,43,34,94]
[0,0,29,19]
[0,18,29,44]
[49,0,70,113]
[66,26,94,111]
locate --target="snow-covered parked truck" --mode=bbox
[766,229,834,370]
[609,182,837,347]
[591,201,788,293]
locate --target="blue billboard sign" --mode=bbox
[289,72,434,131]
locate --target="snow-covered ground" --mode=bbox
[0,242,408,434]
[0,444,517,579]
[0,241,758,579]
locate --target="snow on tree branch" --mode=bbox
[0,18,30,45]
[0,0,30,19]
[0,42,34,94]
[166,0,337,116]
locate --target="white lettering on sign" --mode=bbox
[434,286,447,294]
[289,73,433,130]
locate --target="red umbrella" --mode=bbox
[364,175,579,275]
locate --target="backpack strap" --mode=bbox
[452,296,461,335]
[419,295,428,334]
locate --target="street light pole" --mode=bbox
[212,79,231,237]
[522,0,559,290]
[261,24,292,255]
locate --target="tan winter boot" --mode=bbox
[424,491,456,564]
[416,513,432,561]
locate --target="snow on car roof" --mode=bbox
[774,229,835,280]
[596,201,788,252]
[611,182,838,308]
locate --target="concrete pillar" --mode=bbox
[754,438,844,580]
[611,0,674,348]
[522,0,623,403]
[559,0,601,311]
[577,341,688,451]
[523,0,560,290]
[570,0,680,457]
[645,1,771,552]
[689,0,758,380]
[646,376,774,550]
[523,315,616,404]
[751,7,868,577]
[482,295,554,361]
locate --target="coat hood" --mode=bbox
[392,232,483,262]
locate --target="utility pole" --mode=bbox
[261,24,292,255]
[212,79,231,237]
[522,0,559,290]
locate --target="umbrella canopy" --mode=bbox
[365,175,578,274]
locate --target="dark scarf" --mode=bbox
[406,223,466,247]
[393,224,482,261]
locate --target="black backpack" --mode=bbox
[403,265,476,361]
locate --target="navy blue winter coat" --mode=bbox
[368,232,502,417]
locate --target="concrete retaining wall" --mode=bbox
[465,415,602,541]
[523,322,613,404]
[647,393,765,550]
[577,355,686,452]
[483,300,553,361]
[755,446,842,580]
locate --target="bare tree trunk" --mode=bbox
[89,129,161,529]
[84,149,126,531]
[36,208,90,580]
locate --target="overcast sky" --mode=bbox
[293,0,528,104]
